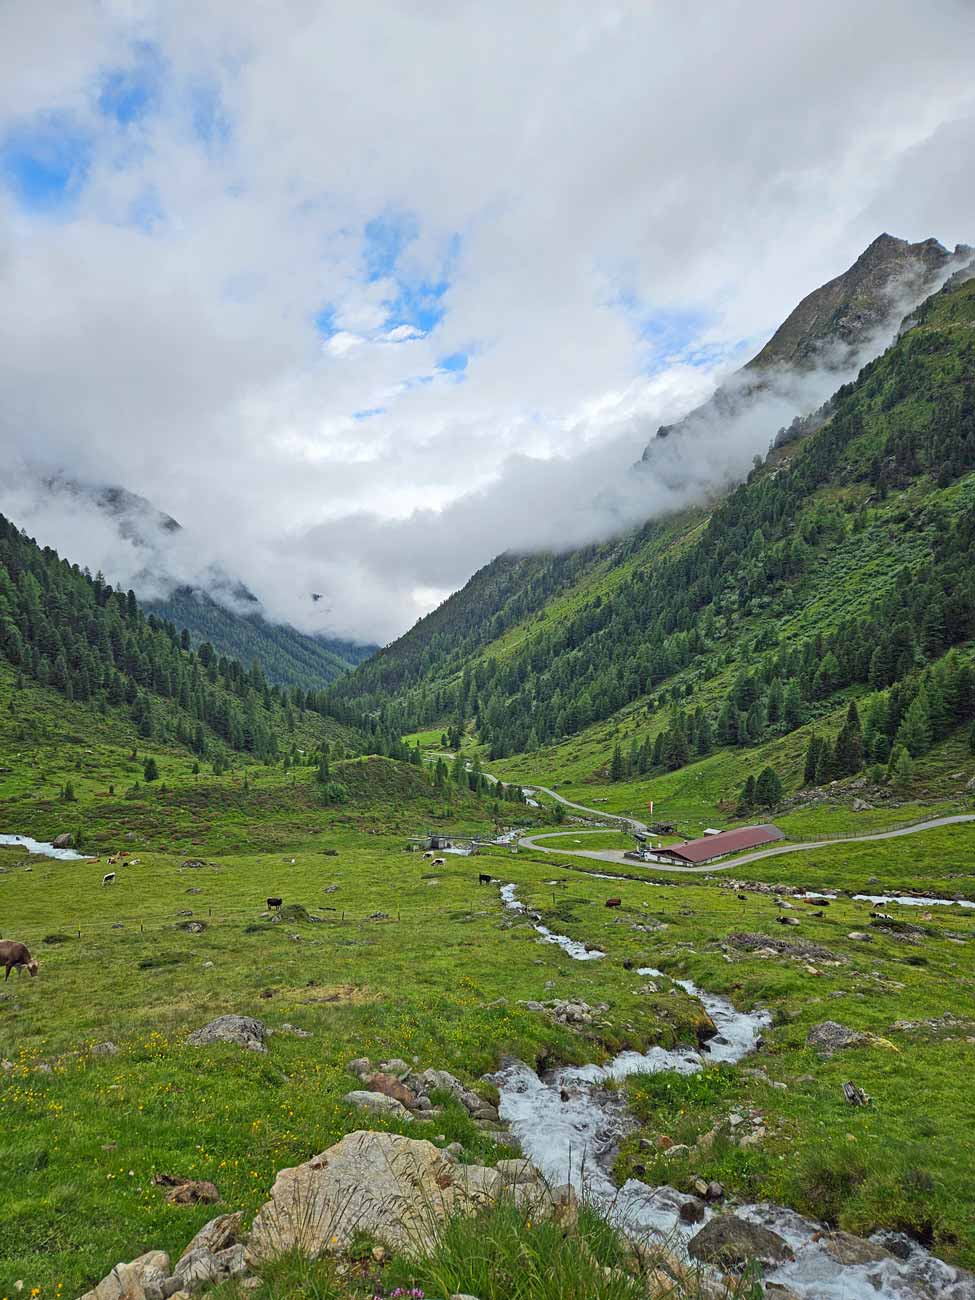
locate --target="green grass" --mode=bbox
[528,831,638,851]
[3,671,975,1293]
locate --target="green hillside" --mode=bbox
[332,273,975,822]
[147,586,375,690]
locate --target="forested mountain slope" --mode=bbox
[148,585,374,689]
[10,475,374,688]
[0,515,364,764]
[329,270,975,803]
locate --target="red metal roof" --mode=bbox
[658,824,784,863]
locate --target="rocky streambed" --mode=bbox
[494,884,975,1300]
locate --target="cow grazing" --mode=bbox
[102,872,116,886]
[605,897,622,908]
[478,873,495,885]
[0,941,38,980]
[432,857,446,866]
[423,851,435,859]
[267,897,283,911]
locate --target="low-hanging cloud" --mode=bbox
[0,2,973,645]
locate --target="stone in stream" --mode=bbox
[687,1214,794,1270]
[819,1230,895,1266]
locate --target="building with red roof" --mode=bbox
[648,824,785,866]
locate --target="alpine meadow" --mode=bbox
[2,8,975,1300]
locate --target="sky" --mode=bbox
[0,1,973,645]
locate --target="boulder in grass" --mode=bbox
[341,1090,414,1122]
[247,1130,561,1261]
[806,1021,869,1057]
[186,1015,269,1053]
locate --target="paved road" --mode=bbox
[426,754,974,873]
[526,784,648,833]
[520,815,975,873]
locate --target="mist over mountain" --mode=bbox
[0,470,375,687]
[639,234,973,469]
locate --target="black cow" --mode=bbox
[478,873,495,885]
[266,897,283,910]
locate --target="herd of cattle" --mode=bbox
[3,847,639,984]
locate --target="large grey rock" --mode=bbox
[186,1016,269,1053]
[178,1212,243,1262]
[806,1021,869,1057]
[342,1090,414,1121]
[247,1130,559,1261]
[79,1251,171,1300]
[172,1248,222,1293]
[417,1068,482,1113]
[688,1215,794,1270]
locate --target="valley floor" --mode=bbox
[2,808,975,1295]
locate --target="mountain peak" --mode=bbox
[745,233,954,373]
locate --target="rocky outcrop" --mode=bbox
[186,1016,269,1053]
[246,1130,567,1260]
[727,931,840,963]
[807,1021,870,1057]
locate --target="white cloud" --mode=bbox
[0,1,972,644]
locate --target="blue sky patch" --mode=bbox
[188,79,232,152]
[353,407,386,420]
[363,210,419,281]
[98,44,165,124]
[438,351,468,372]
[1,116,92,211]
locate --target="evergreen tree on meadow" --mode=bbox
[803,734,824,785]
[895,686,932,757]
[143,756,159,782]
[891,746,915,789]
[755,766,783,808]
[610,742,625,782]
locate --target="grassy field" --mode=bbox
[526,830,639,851]
[3,672,975,1295]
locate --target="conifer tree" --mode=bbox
[755,766,783,808]
[895,687,932,757]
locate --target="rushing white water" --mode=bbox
[854,892,975,910]
[494,885,975,1299]
[499,882,605,960]
[0,833,90,861]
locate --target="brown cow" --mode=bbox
[605,897,622,908]
[0,941,39,980]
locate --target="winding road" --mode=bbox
[436,754,974,873]
[517,792,975,873]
